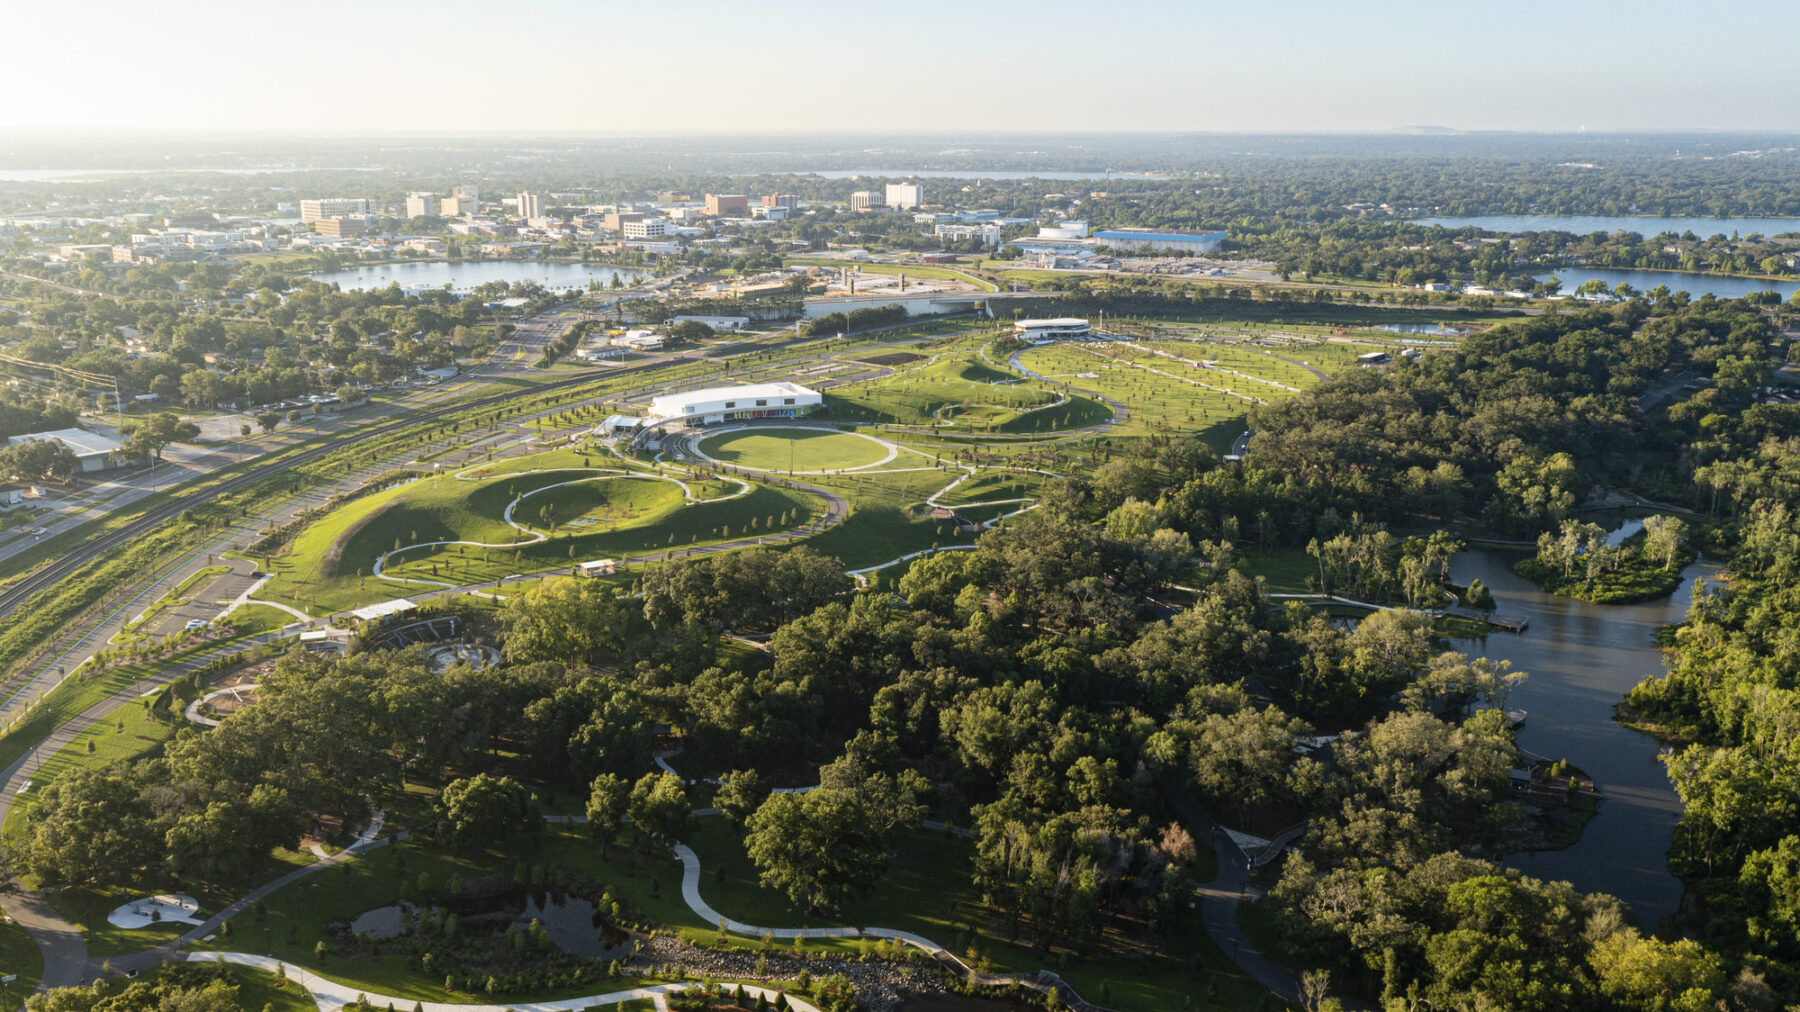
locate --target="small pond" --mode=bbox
[348,891,632,960]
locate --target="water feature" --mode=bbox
[310,260,644,294]
[1412,214,1800,237]
[1447,541,1712,926]
[513,894,630,959]
[346,892,631,959]
[349,905,407,939]
[1534,267,1799,302]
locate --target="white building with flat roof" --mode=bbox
[646,382,821,426]
[5,427,123,472]
[885,182,923,209]
[935,222,1002,246]
[1013,318,1091,343]
[299,198,369,222]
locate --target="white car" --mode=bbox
[184,619,209,631]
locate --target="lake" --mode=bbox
[1449,542,1711,927]
[311,260,644,293]
[1413,214,1800,238]
[1534,267,1799,302]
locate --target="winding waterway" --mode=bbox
[1448,545,1711,927]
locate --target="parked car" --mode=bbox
[184,619,209,631]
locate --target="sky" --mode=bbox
[6,0,1800,135]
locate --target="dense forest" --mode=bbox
[18,291,1800,1008]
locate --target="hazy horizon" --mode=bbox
[9,0,1800,135]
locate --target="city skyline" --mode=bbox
[5,0,1799,136]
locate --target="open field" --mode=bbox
[697,428,891,472]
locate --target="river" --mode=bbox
[1534,267,1799,302]
[1412,214,1800,238]
[311,260,644,293]
[1448,544,1710,927]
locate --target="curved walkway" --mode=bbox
[0,631,288,989]
[187,952,822,1012]
[373,470,758,589]
[182,684,256,728]
[669,832,1116,1012]
[1166,790,1301,1005]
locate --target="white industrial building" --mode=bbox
[646,382,821,426]
[1013,318,1091,343]
[671,315,751,331]
[5,428,123,473]
[935,222,1003,246]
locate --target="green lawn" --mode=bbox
[384,484,817,589]
[697,429,891,472]
[1237,546,1321,594]
[0,916,39,997]
[262,446,819,613]
[817,348,1070,431]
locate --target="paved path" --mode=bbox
[0,631,284,989]
[669,829,1117,1012]
[1166,789,1302,1005]
[106,812,388,977]
[188,952,822,1012]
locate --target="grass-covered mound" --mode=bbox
[819,352,1064,428]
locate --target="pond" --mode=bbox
[310,259,645,293]
[1411,214,1800,238]
[347,891,632,960]
[1448,542,1712,927]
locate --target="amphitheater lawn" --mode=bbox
[697,428,889,472]
[263,468,738,614]
[383,483,817,589]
